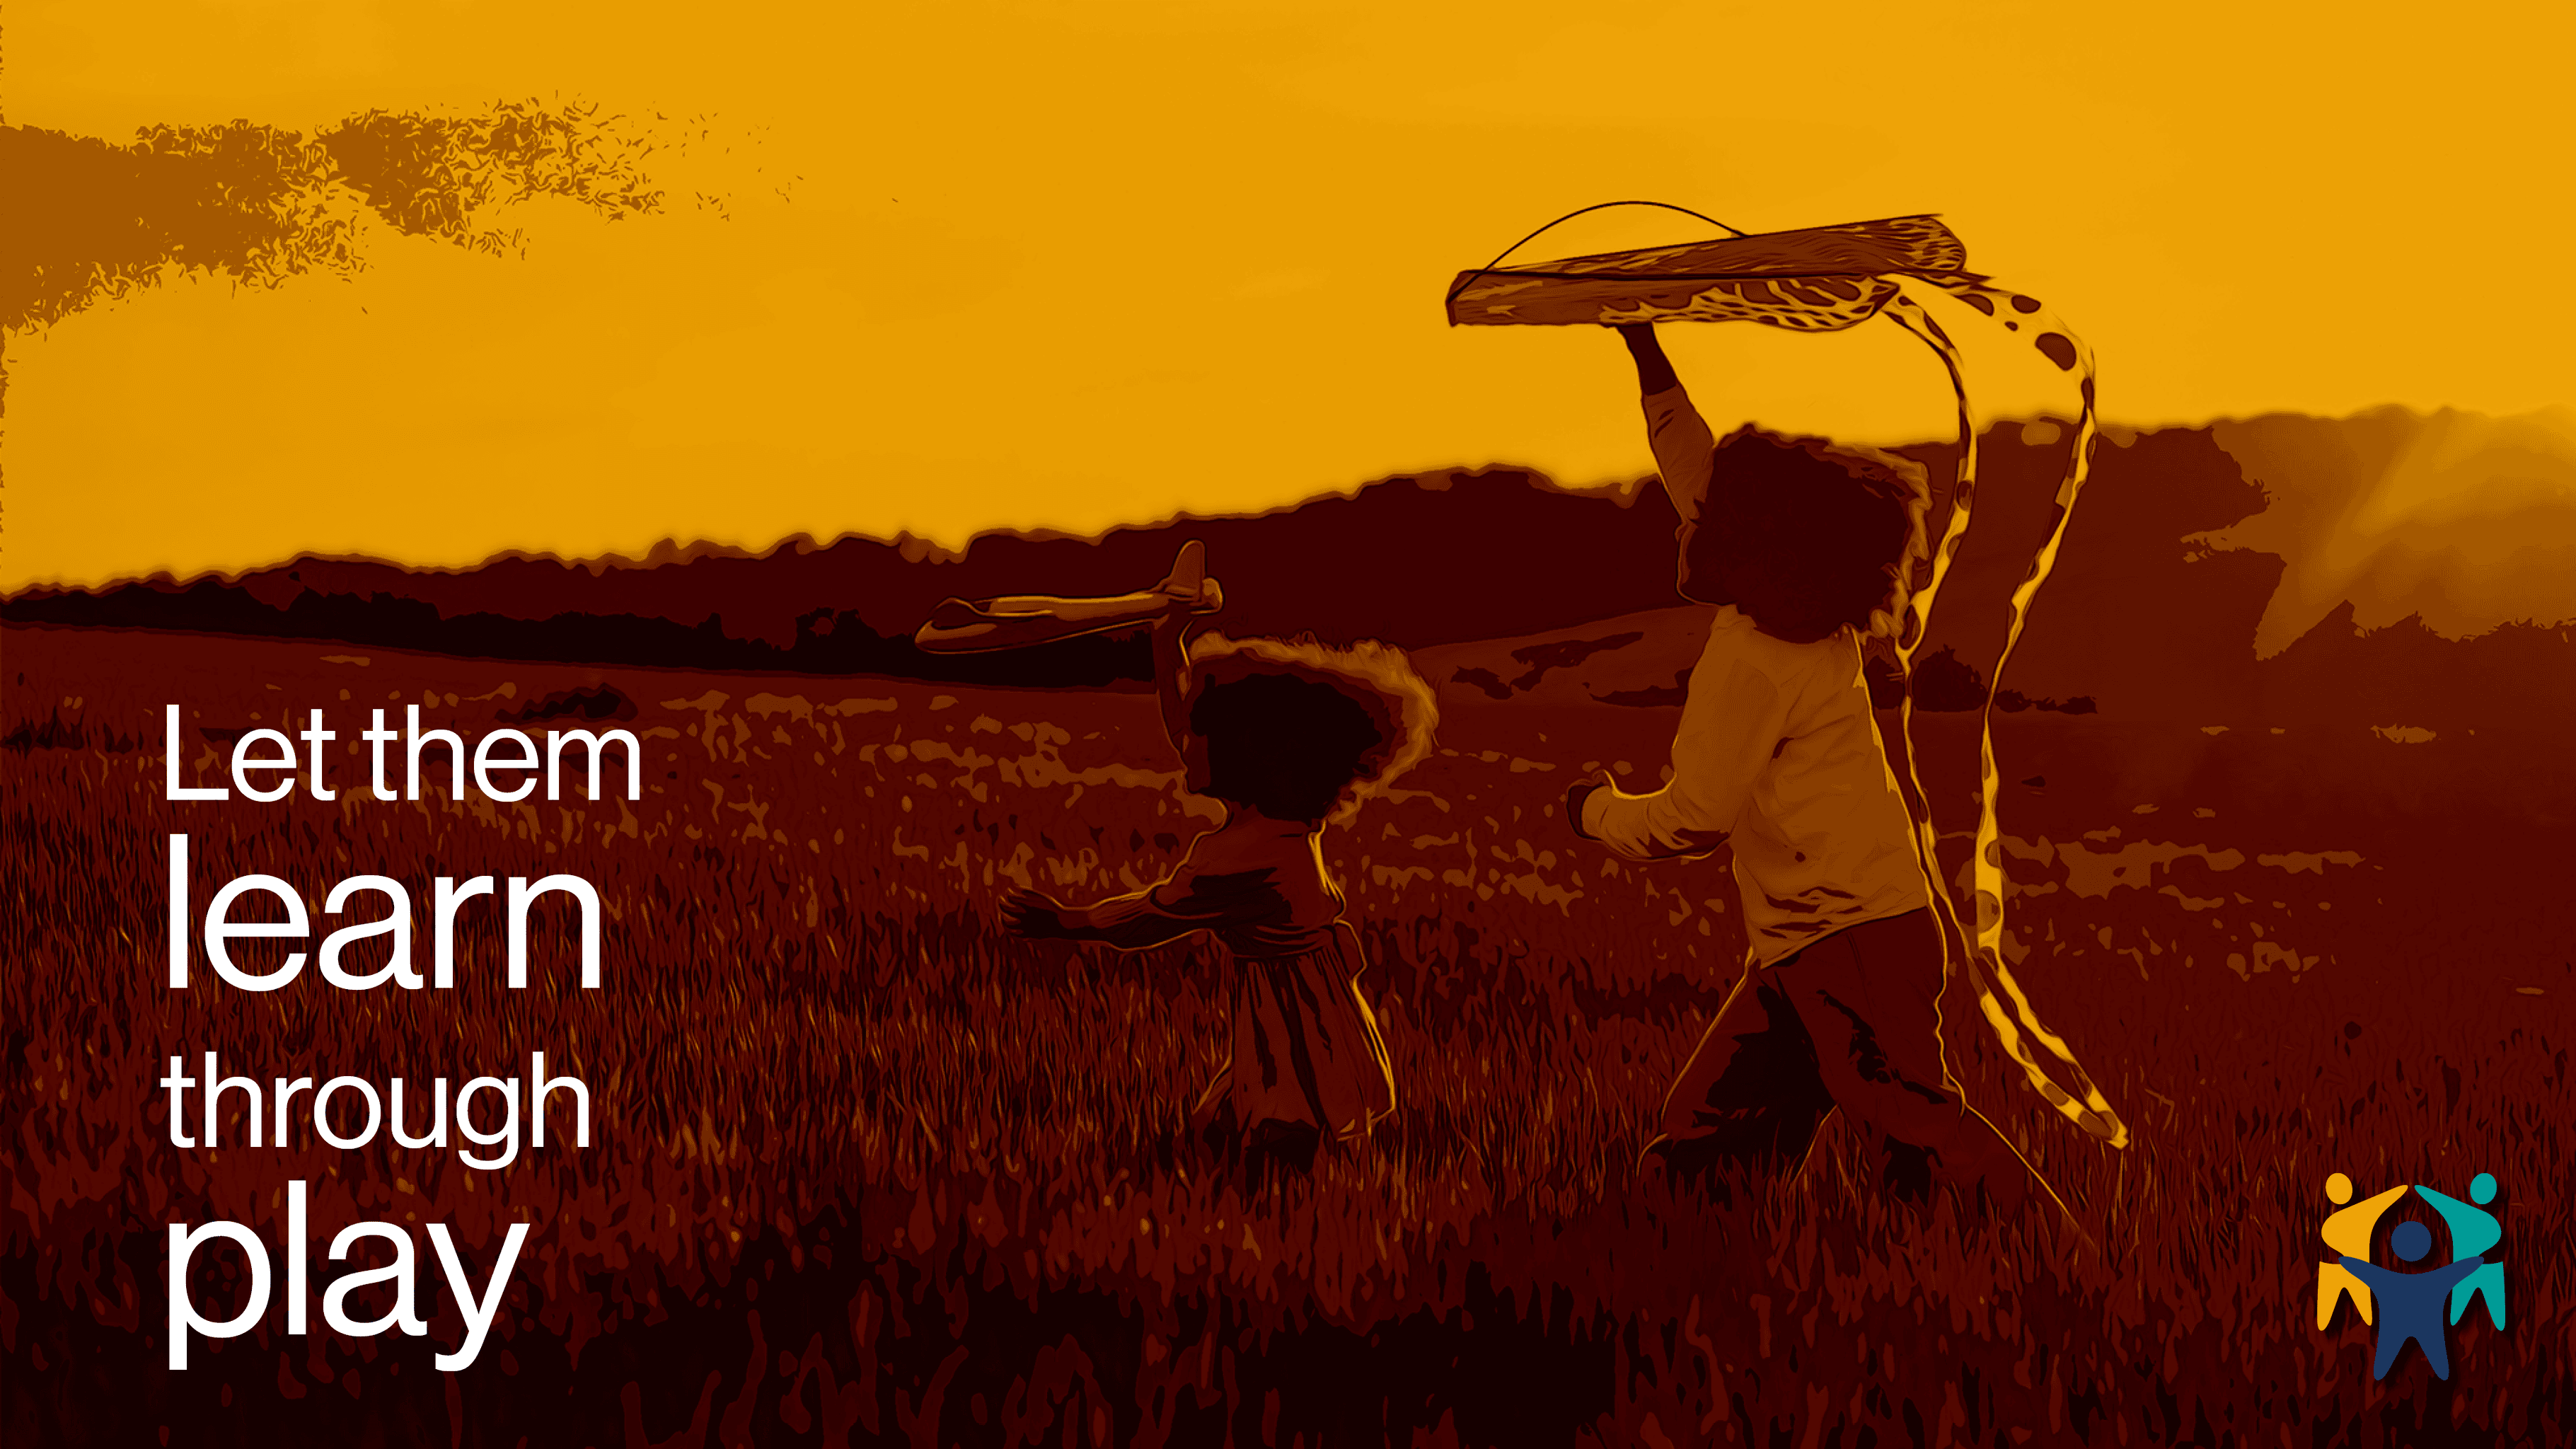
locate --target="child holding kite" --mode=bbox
[1566,323,2047,1220]
[990,545,1434,1178]
[1449,207,2130,1179]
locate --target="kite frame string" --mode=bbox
[1881,287,2130,1150]
[1444,201,1749,308]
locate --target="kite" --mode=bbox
[1449,204,2130,1150]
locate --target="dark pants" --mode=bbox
[1651,908,2026,1211]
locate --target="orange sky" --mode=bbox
[6,0,2572,590]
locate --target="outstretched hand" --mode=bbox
[1159,574,1224,616]
[1000,889,1073,939]
[1153,541,1225,618]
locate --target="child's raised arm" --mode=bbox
[1619,321,1680,396]
[1617,323,1719,531]
[1148,542,1220,787]
[1153,611,1212,788]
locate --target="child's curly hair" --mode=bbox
[1186,634,1438,824]
[1687,426,1933,645]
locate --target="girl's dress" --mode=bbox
[1080,819,1395,1143]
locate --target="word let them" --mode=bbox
[163,703,641,804]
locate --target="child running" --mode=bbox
[999,544,1435,1177]
[1565,323,2055,1223]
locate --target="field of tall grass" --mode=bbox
[6,622,2571,1447]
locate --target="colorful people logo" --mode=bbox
[2316,1171,2505,1380]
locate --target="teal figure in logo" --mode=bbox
[2340,1219,2485,1380]
[2416,1171,2505,1329]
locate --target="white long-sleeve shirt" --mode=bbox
[1582,608,1931,966]
[1584,384,1931,967]
[1642,383,1721,601]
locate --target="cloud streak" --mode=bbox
[2,100,674,335]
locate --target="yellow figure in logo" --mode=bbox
[2318,1172,2408,1329]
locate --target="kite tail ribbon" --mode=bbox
[1882,284,2130,1150]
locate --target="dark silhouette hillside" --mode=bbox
[3,467,1689,684]
[9,413,2572,722]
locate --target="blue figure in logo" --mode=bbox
[2340,1219,2485,1380]
[2416,1171,2505,1329]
